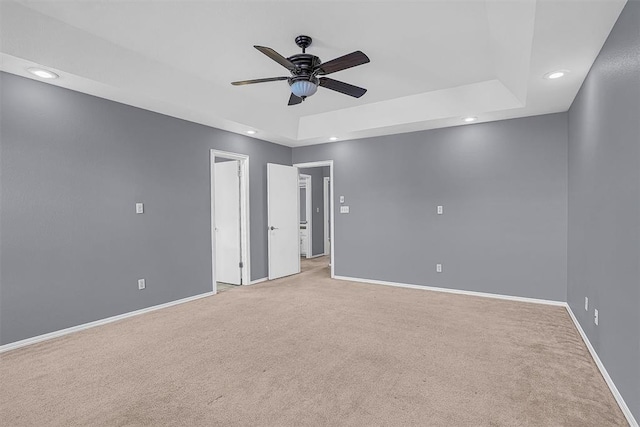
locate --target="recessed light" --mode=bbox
[463,117,477,123]
[27,68,59,79]
[329,136,338,141]
[246,130,257,135]
[544,70,569,80]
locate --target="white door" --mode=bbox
[214,160,241,285]
[268,163,300,280]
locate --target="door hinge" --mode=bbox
[239,261,244,269]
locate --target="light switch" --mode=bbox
[340,196,345,204]
[317,208,320,213]
[436,263,443,273]
[136,203,144,214]
[138,279,146,290]
[340,206,350,214]
[437,206,443,215]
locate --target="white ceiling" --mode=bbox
[0,0,627,147]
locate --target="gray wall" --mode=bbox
[0,72,291,345]
[567,0,640,420]
[293,114,568,301]
[299,167,330,256]
[299,187,307,222]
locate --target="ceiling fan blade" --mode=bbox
[231,77,289,86]
[319,77,367,98]
[254,46,297,71]
[288,93,303,106]
[317,51,370,75]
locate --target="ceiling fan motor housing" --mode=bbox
[288,54,321,76]
[287,53,321,98]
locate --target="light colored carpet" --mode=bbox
[0,261,627,426]
[216,282,240,293]
[301,255,330,272]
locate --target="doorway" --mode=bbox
[210,150,250,294]
[294,161,334,278]
[323,176,331,256]
[299,174,312,259]
[266,161,334,280]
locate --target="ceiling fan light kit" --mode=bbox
[290,78,318,98]
[231,35,370,106]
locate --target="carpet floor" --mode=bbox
[0,260,626,426]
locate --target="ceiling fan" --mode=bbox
[231,35,370,106]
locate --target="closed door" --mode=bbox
[267,163,300,280]
[214,160,241,285]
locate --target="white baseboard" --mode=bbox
[306,254,326,259]
[0,291,215,354]
[1,276,634,425]
[334,275,636,426]
[333,275,566,306]
[565,306,638,427]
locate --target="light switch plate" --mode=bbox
[138,279,146,290]
[136,203,144,214]
[340,196,345,204]
[585,297,589,311]
[437,206,443,215]
[594,309,599,326]
[340,206,350,214]
[436,263,443,273]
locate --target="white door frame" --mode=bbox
[293,161,335,278]
[299,174,312,258]
[210,150,251,293]
[323,176,330,256]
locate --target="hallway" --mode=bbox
[301,255,330,274]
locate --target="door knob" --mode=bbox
[270,226,279,230]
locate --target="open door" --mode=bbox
[214,160,241,285]
[268,163,300,280]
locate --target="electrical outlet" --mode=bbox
[594,309,599,326]
[138,279,146,290]
[340,206,350,214]
[437,205,443,215]
[436,263,443,273]
[136,203,144,214]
